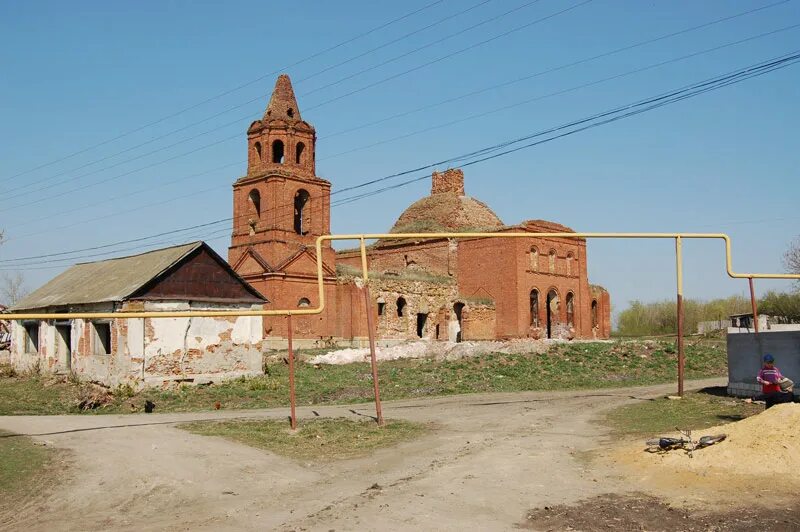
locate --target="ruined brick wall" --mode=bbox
[458,233,590,340]
[461,304,496,341]
[337,238,455,278]
[590,285,612,339]
[431,168,465,195]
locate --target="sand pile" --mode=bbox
[646,403,800,479]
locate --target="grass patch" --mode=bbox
[179,418,426,461]
[0,336,729,415]
[605,388,763,436]
[0,431,53,497]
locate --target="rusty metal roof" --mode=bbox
[11,242,265,311]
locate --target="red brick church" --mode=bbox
[228,75,611,347]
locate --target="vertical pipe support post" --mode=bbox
[287,313,297,430]
[748,277,760,334]
[360,237,384,426]
[675,236,685,397]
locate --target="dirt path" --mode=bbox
[0,379,723,531]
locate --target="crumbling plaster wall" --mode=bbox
[9,301,263,388]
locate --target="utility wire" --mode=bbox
[2,0,488,197]
[0,0,446,183]
[3,50,797,268]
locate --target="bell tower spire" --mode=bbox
[245,74,316,177]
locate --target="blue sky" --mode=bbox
[1,0,798,315]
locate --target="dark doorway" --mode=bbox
[416,313,427,338]
[56,322,71,371]
[454,302,465,343]
[546,289,559,339]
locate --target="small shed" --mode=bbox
[9,241,268,388]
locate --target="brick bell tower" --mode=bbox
[229,75,337,338]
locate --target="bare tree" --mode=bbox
[1,271,28,306]
[785,236,800,276]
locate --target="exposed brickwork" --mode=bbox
[431,168,465,195]
[227,75,611,344]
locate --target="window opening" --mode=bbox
[416,313,428,338]
[24,322,40,354]
[55,322,72,371]
[298,298,311,308]
[287,108,294,118]
[530,246,539,272]
[454,302,465,343]
[591,300,598,329]
[272,140,285,163]
[248,189,261,218]
[254,141,262,162]
[295,142,305,164]
[546,289,559,339]
[566,292,575,327]
[377,302,385,316]
[293,189,310,235]
[529,289,540,327]
[397,297,407,317]
[93,322,111,355]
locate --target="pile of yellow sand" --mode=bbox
[649,403,800,479]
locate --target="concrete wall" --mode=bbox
[727,330,800,397]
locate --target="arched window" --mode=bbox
[549,249,556,273]
[591,300,598,329]
[295,142,305,164]
[566,292,575,327]
[272,140,285,163]
[530,246,539,272]
[293,189,310,235]
[254,141,262,162]
[529,289,539,327]
[297,298,311,308]
[566,252,574,276]
[397,297,407,317]
[248,189,261,218]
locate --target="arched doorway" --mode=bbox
[546,289,559,339]
[453,302,465,343]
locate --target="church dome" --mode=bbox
[388,169,504,234]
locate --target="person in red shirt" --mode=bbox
[757,354,793,408]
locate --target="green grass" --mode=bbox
[0,430,53,497]
[605,389,763,436]
[179,418,426,461]
[0,336,728,415]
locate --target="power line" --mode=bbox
[0,0,587,215]
[2,0,490,197]
[0,0,446,183]
[319,0,793,140]
[8,2,788,233]
[3,50,797,269]
[319,23,800,161]
[304,0,593,111]
[4,0,781,209]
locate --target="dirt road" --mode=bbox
[0,379,723,531]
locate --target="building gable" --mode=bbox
[131,245,266,304]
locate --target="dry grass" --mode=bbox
[178,418,427,461]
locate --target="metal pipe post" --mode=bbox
[748,277,760,334]
[675,236,685,397]
[359,237,384,426]
[287,314,297,430]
